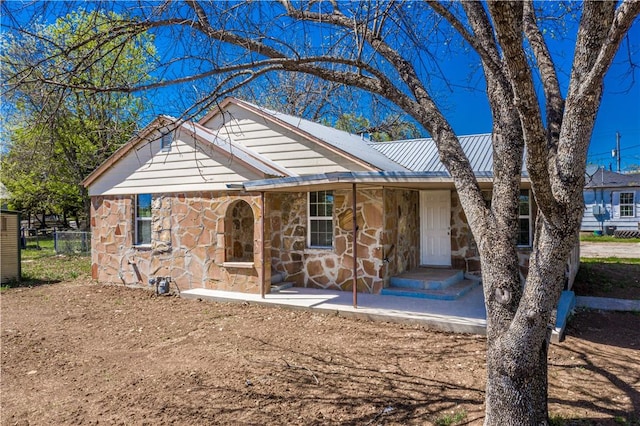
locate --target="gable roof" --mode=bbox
[241,133,534,192]
[199,98,407,172]
[585,167,640,188]
[85,98,530,196]
[83,116,290,190]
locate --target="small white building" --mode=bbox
[582,167,640,232]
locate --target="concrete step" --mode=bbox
[270,282,294,293]
[390,269,464,290]
[381,278,481,301]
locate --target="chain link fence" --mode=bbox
[54,231,91,255]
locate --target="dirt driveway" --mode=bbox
[580,241,640,258]
[2,279,639,425]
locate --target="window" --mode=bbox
[160,132,173,151]
[308,190,333,248]
[517,189,531,246]
[135,194,152,245]
[620,192,635,217]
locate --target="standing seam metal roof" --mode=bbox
[371,134,496,173]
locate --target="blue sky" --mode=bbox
[145,2,640,172]
[2,1,639,170]
[424,18,640,172]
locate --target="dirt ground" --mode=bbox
[1,279,639,425]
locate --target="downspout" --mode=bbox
[260,191,266,299]
[352,183,358,308]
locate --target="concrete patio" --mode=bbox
[180,285,576,342]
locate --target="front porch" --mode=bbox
[181,278,576,342]
[182,285,487,335]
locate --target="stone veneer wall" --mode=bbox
[267,192,306,285]
[268,189,383,293]
[90,191,269,293]
[268,188,420,294]
[331,189,384,293]
[91,188,533,296]
[382,188,420,283]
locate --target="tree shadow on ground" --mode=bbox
[565,310,640,350]
[228,334,486,424]
[550,311,640,425]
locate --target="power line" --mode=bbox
[588,143,640,158]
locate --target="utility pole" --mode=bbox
[611,132,621,172]
[616,132,621,172]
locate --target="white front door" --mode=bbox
[420,190,451,266]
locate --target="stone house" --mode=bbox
[85,97,574,297]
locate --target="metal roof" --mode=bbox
[238,100,408,172]
[370,133,496,173]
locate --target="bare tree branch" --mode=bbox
[523,1,564,149]
[488,1,559,221]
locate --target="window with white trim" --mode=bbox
[308,190,333,248]
[517,189,531,247]
[135,194,152,245]
[620,192,635,217]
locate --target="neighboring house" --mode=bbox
[582,167,640,232]
[1,210,21,284]
[84,97,577,296]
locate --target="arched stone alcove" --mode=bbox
[224,200,254,262]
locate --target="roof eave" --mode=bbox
[243,171,514,192]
